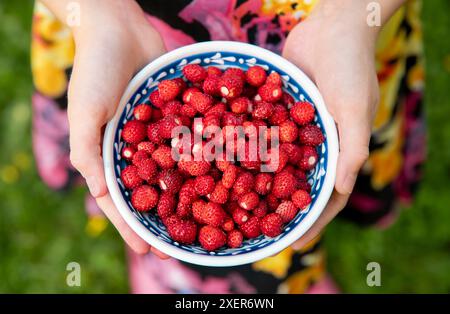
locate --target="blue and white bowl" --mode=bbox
[103,41,338,267]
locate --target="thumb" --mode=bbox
[335,115,371,195]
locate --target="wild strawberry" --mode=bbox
[218,75,244,99]
[132,150,149,166]
[281,143,302,165]
[121,146,136,161]
[298,146,318,171]
[137,141,156,155]
[178,179,198,205]
[238,192,259,210]
[131,185,159,212]
[190,92,214,113]
[205,102,226,117]
[149,90,165,108]
[281,92,295,108]
[137,158,158,182]
[173,77,187,92]
[246,66,267,87]
[222,164,238,189]
[297,180,312,193]
[215,155,231,172]
[166,215,197,244]
[253,200,268,218]
[152,145,176,169]
[182,87,200,103]
[133,103,152,122]
[162,100,183,116]
[254,173,273,195]
[194,175,215,196]
[221,112,245,127]
[199,225,226,251]
[264,148,289,173]
[121,165,143,189]
[291,101,315,125]
[147,123,164,144]
[207,66,222,77]
[232,207,250,225]
[258,83,282,103]
[122,120,147,144]
[159,115,182,139]
[291,189,312,210]
[183,64,207,83]
[272,171,297,198]
[279,120,298,143]
[202,75,220,96]
[239,216,261,239]
[232,172,254,195]
[157,192,176,219]
[208,182,229,204]
[151,108,163,122]
[180,103,197,118]
[298,125,325,146]
[260,213,283,237]
[268,104,289,125]
[230,97,252,114]
[181,158,211,176]
[227,230,244,248]
[224,68,246,81]
[252,101,274,120]
[222,216,235,232]
[158,169,183,194]
[176,202,192,218]
[193,202,226,227]
[158,79,181,102]
[266,72,282,86]
[266,193,280,211]
[294,169,307,181]
[275,200,298,223]
[242,85,258,99]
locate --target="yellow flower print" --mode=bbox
[252,247,294,278]
[261,0,317,21]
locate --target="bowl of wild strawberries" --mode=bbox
[103,41,338,266]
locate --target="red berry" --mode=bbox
[246,66,267,87]
[122,120,147,144]
[227,230,244,248]
[266,72,282,86]
[207,66,222,77]
[149,90,165,108]
[166,215,197,244]
[190,92,214,113]
[162,100,183,117]
[268,104,289,125]
[158,79,181,102]
[205,102,226,117]
[121,165,143,189]
[121,146,136,161]
[253,200,268,218]
[194,175,215,196]
[193,201,226,227]
[291,101,315,125]
[176,202,192,218]
[230,97,252,114]
[222,216,235,232]
[222,164,238,189]
[137,141,156,155]
[281,143,302,165]
[152,145,176,169]
[238,192,259,210]
[157,192,176,219]
[266,193,281,211]
[281,92,295,108]
[159,115,182,139]
[279,120,298,143]
[208,182,229,204]
[258,83,282,103]
[202,75,220,96]
[272,171,297,198]
[180,103,197,118]
[198,226,226,251]
[136,158,158,182]
[158,169,183,194]
[232,207,250,225]
[298,125,325,146]
[173,77,187,92]
[232,172,254,195]
[252,101,274,120]
[178,179,198,205]
[131,185,159,212]
[298,146,319,171]
[291,189,312,210]
[221,112,245,127]
[218,75,244,99]
[263,148,289,173]
[275,200,298,223]
[260,213,283,237]
[297,180,312,193]
[183,64,207,83]
[133,103,152,122]
[147,123,164,144]
[239,216,261,239]
[131,150,149,166]
[254,173,273,195]
[179,158,211,176]
[224,68,246,81]
[182,87,200,103]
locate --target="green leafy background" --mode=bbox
[0,1,449,293]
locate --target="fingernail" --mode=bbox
[86,176,100,197]
[342,174,357,194]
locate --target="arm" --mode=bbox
[283,0,407,248]
[41,0,167,256]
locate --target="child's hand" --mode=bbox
[283,1,383,248]
[56,1,167,256]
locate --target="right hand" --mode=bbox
[67,1,167,256]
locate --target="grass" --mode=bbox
[0,0,449,293]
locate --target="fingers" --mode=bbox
[96,194,151,255]
[292,191,349,250]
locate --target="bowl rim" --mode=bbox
[103,41,338,267]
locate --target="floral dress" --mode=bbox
[31,0,425,293]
